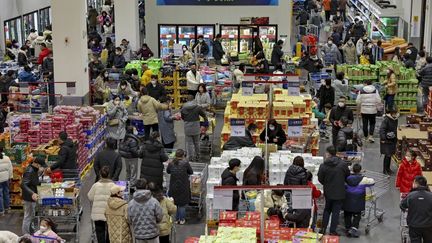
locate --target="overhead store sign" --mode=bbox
[157,0,278,5]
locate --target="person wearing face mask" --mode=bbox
[223,123,257,150]
[136,43,154,60]
[396,150,422,194]
[335,117,362,152]
[186,63,203,97]
[318,78,335,112]
[322,37,342,65]
[379,109,399,175]
[259,119,287,148]
[21,157,47,234]
[106,95,128,140]
[180,45,193,64]
[299,49,324,73]
[120,39,132,62]
[140,131,169,189]
[329,96,354,146]
[111,47,126,69]
[356,36,367,58]
[103,21,113,35]
[32,218,63,243]
[356,80,382,143]
[17,46,29,66]
[93,69,110,104]
[212,34,225,65]
[157,96,179,149]
[192,35,209,57]
[333,72,349,104]
[342,39,358,64]
[118,80,138,101]
[382,68,397,111]
[89,54,105,80]
[105,185,132,243]
[146,75,167,101]
[271,40,285,67]
[119,126,141,186]
[138,87,170,140]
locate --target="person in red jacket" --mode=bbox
[396,150,423,195]
[307,171,322,230]
[37,43,51,64]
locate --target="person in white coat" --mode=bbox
[186,63,203,97]
[87,166,116,243]
[356,80,382,143]
[0,147,13,215]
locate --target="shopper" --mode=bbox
[87,6,99,31]
[403,53,415,69]
[119,126,140,185]
[371,40,384,64]
[255,190,288,216]
[283,205,312,228]
[111,47,126,69]
[400,176,432,243]
[0,70,18,104]
[94,137,122,181]
[140,131,169,189]
[88,166,115,243]
[195,83,212,110]
[332,18,344,36]
[180,45,193,64]
[37,43,51,64]
[0,147,12,216]
[120,39,132,62]
[309,9,323,38]
[31,217,63,243]
[167,149,193,224]
[105,185,132,243]
[254,36,264,55]
[21,157,47,234]
[392,47,403,63]
[344,163,375,238]
[307,171,322,230]
[157,96,178,149]
[137,87,169,140]
[136,43,154,60]
[243,156,265,185]
[298,50,324,73]
[318,146,350,235]
[323,0,331,21]
[147,183,177,243]
[396,150,423,195]
[379,109,399,175]
[333,72,349,103]
[259,119,287,148]
[106,95,128,140]
[382,68,397,110]
[186,63,203,97]
[212,34,225,65]
[255,52,270,74]
[118,80,138,100]
[146,75,166,101]
[416,50,427,72]
[406,42,418,62]
[339,0,347,21]
[336,117,361,152]
[89,38,103,55]
[296,9,309,35]
[17,46,29,66]
[284,156,308,185]
[271,40,284,67]
[356,80,382,143]
[47,131,78,177]
[342,38,358,64]
[128,178,163,243]
[223,123,257,150]
[318,79,335,112]
[418,56,432,110]
[192,35,209,57]
[93,69,110,104]
[18,66,38,83]
[221,159,241,211]
[355,36,366,58]
[322,37,342,65]
[89,55,105,80]
[181,95,208,161]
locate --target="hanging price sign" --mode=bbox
[287,80,300,96]
[230,119,246,137]
[287,119,303,137]
[242,81,254,96]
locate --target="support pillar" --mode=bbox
[52,0,89,105]
[115,0,140,51]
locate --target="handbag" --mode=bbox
[108,118,120,126]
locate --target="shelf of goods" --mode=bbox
[221,89,319,153]
[347,0,402,40]
[337,61,418,113]
[124,59,164,77]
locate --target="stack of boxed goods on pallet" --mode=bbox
[426,88,432,117]
[159,66,176,104]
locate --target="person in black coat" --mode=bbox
[140,131,169,189]
[21,157,47,234]
[380,109,399,175]
[192,35,209,57]
[260,119,287,148]
[329,96,354,146]
[403,53,416,69]
[167,149,193,224]
[299,52,324,73]
[223,123,257,150]
[283,208,312,228]
[336,117,362,152]
[318,146,350,235]
[400,176,432,243]
[406,43,419,62]
[284,156,308,185]
[47,132,78,178]
[146,75,166,101]
[243,156,265,185]
[212,34,225,65]
[318,79,335,112]
[17,46,29,66]
[93,137,122,181]
[0,70,18,104]
[271,40,284,67]
[221,159,241,211]
[119,126,141,185]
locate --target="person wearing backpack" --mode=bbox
[119,126,141,186]
[336,117,362,152]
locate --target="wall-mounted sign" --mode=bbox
[157,0,278,5]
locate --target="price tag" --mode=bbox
[287,119,303,137]
[230,119,246,137]
[204,34,210,38]
[242,81,254,96]
[213,190,233,210]
[229,35,235,38]
[287,80,300,96]
[261,35,267,38]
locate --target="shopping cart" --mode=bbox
[363,170,391,234]
[400,210,410,243]
[29,235,66,243]
[337,151,364,166]
[188,162,209,220]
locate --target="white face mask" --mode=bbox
[40,226,48,232]
[199,39,203,43]
[104,73,109,78]
[269,125,275,131]
[151,80,157,85]
[114,100,120,105]
[121,85,126,90]
[405,156,412,161]
[328,41,333,45]
[338,102,345,108]
[133,129,138,136]
[183,48,187,51]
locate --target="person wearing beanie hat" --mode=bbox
[46,131,78,178]
[21,157,47,234]
[105,185,132,243]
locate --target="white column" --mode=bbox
[51,0,89,103]
[424,0,432,53]
[115,0,140,51]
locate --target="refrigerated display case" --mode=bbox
[39,7,51,31]
[23,11,39,42]
[178,26,196,48]
[197,26,214,57]
[239,26,253,53]
[259,25,277,60]
[4,17,23,45]
[159,25,177,57]
[221,25,239,57]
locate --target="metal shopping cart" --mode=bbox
[337,151,364,166]
[363,170,391,234]
[188,162,209,220]
[400,210,410,243]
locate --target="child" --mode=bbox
[307,171,322,230]
[396,150,423,197]
[343,164,375,238]
[31,218,64,243]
